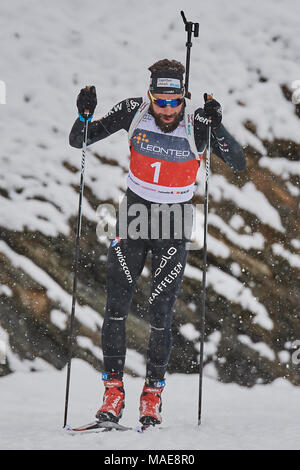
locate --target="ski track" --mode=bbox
[0,360,299,450]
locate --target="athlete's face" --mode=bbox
[150,93,184,133]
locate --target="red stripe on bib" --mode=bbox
[130,148,199,188]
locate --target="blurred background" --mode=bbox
[0,0,299,389]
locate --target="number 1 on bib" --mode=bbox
[151,161,161,183]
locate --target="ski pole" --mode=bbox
[63,110,90,428]
[180,10,199,98]
[198,96,213,426]
[181,9,210,426]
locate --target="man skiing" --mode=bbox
[69,59,246,428]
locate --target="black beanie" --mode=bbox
[149,70,184,95]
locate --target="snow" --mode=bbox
[272,243,300,268]
[208,176,285,233]
[0,0,300,451]
[292,80,300,105]
[208,213,265,250]
[50,309,68,331]
[77,336,103,360]
[0,240,104,332]
[0,81,6,104]
[208,266,274,330]
[230,262,242,277]
[184,263,273,331]
[179,323,200,342]
[0,285,12,297]
[229,214,245,231]
[188,205,231,257]
[0,239,146,377]
[286,181,300,197]
[259,156,300,178]
[291,239,300,250]
[203,331,221,357]
[278,350,290,364]
[238,335,276,361]
[0,360,299,450]
[1,0,298,240]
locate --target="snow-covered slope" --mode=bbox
[0,0,300,449]
[0,0,299,237]
[0,359,299,450]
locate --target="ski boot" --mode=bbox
[139,378,165,427]
[95,373,125,423]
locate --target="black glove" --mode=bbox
[77,86,97,121]
[203,93,222,129]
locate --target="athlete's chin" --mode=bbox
[161,117,174,125]
[149,105,183,133]
[161,115,175,121]
[155,116,181,133]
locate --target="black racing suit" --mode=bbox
[69,97,246,380]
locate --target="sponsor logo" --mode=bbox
[141,113,153,122]
[195,113,209,125]
[103,102,123,118]
[112,236,122,247]
[140,142,190,158]
[133,132,149,144]
[154,246,178,278]
[148,262,183,304]
[216,136,229,152]
[126,99,140,113]
[157,78,181,88]
[114,245,133,284]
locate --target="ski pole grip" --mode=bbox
[204,93,213,102]
[204,93,214,125]
[83,85,95,119]
[84,87,91,116]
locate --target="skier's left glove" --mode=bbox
[77,86,97,122]
[203,93,222,129]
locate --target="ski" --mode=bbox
[64,420,133,435]
[65,420,164,435]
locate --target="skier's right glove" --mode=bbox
[77,86,97,122]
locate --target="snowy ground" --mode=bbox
[0,359,299,450]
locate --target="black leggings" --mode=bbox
[101,189,192,380]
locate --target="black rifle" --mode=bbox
[180,11,199,98]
